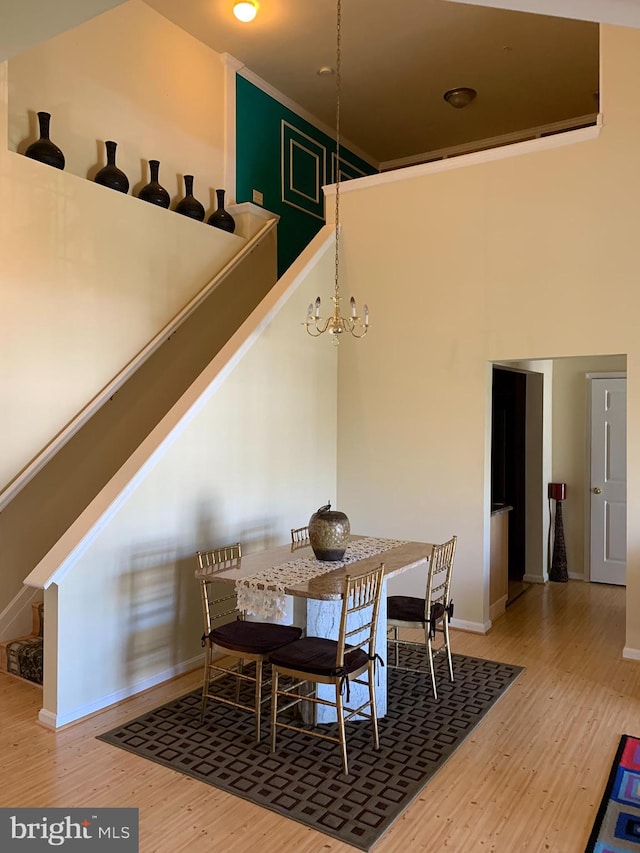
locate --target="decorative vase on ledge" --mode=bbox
[94,140,129,194]
[207,188,235,233]
[308,503,350,561]
[138,159,170,208]
[25,111,65,170]
[175,174,205,221]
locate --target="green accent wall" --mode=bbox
[236,75,377,278]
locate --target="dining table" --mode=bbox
[196,535,433,721]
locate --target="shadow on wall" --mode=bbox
[120,545,195,683]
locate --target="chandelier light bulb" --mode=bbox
[233,1,258,23]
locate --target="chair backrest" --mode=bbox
[336,563,385,668]
[195,543,242,633]
[290,526,310,551]
[424,536,457,621]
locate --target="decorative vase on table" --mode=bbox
[207,188,235,233]
[25,111,65,170]
[138,159,170,208]
[94,140,129,193]
[308,503,350,561]
[175,174,205,221]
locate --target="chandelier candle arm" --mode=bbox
[303,0,369,344]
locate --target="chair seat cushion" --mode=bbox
[388,597,447,625]
[209,621,302,655]
[269,636,368,676]
[388,595,426,623]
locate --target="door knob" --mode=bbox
[593,487,602,494]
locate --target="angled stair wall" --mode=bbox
[0,225,278,624]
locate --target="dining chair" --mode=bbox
[196,543,302,742]
[290,525,310,551]
[387,535,457,700]
[269,563,385,776]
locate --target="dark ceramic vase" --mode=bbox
[207,188,235,233]
[25,111,65,170]
[138,159,170,208]
[94,141,129,194]
[308,503,350,561]
[175,174,205,221]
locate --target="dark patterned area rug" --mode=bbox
[98,650,523,851]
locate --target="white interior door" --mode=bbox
[590,377,626,585]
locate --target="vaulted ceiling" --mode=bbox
[144,0,599,166]
[6,0,638,167]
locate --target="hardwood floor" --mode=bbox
[0,580,638,852]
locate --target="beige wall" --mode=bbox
[48,247,338,724]
[336,25,640,651]
[8,0,225,202]
[0,1,236,490]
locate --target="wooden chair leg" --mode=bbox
[368,662,380,751]
[270,669,279,754]
[444,618,454,682]
[254,659,263,742]
[200,644,211,721]
[335,682,348,776]
[235,658,244,703]
[427,632,438,700]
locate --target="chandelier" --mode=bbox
[304,0,369,344]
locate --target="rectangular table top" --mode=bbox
[195,537,433,601]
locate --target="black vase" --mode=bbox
[25,111,65,170]
[207,188,235,233]
[138,159,170,208]
[94,141,129,194]
[175,174,205,221]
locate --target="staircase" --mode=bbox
[0,602,44,685]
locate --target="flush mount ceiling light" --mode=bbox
[443,86,477,109]
[233,1,258,23]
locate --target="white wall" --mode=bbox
[46,246,338,726]
[0,1,236,490]
[336,25,640,651]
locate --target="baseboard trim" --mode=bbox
[38,654,203,730]
[489,595,507,623]
[523,573,547,584]
[622,646,640,662]
[568,572,586,581]
[451,617,491,634]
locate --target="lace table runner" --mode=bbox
[235,537,408,619]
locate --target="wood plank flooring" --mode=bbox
[0,580,638,852]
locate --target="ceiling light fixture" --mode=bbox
[443,87,477,109]
[304,0,369,344]
[233,1,258,23]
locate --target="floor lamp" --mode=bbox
[548,482,568,583]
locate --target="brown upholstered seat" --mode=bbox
[387,536,457,700]
[269,636,368,676]
[196,543,302,742]
[209,621,301,657]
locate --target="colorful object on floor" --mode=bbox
[586,734,640,852]
[98,651,523,851]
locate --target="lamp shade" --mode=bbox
[548,482,567,501]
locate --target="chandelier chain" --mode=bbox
[302,0,368,342]
[334,0,341,302]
